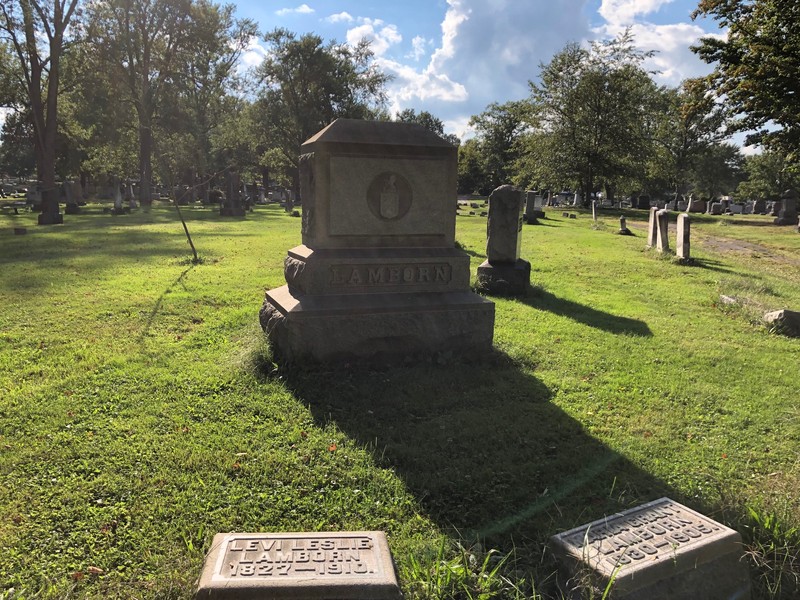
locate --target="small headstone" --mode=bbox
[569,213,576,219]
[550,497,751,600]
[13,227,27,235]
[646,207,658,248]
[63,181,81,214]
[676,213,690,260]
[562,212,569,218]
[710,202,723,215]
[617,216,632,236]
[197,531,401,600]
[752,198,766,214]
[729,203,743,214]
[524,191,539,224]
[477,185,531,296]
[686,195,706,213]
[221,169,246,217]
[591,200,597,222]
[774,189,798,225]
[656,209,669,252]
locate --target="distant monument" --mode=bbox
[259,119,495,363]
[774,189,798,225]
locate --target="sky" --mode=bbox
[232,0,725,140]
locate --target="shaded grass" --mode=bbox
[1,204,798,599]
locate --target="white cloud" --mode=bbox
[406,35,430,62]
[595,8,722,87]
[325,11,354,24]
[599,0,675,26]
[346,18,402,57]
[240,36,268,69]
[385,0,592,121]
[275,4,314,17]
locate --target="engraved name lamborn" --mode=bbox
[330,264,451,286]
[221,535,379,579]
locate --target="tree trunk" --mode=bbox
[138,118,153,206]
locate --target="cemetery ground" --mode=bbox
[0,203,798,600]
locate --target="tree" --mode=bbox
[166,0,257,194]
[457,138,489,195]
[395,108,459,145]
[647,78,725,199]
[87,0,193,205]
[253,29,390,195]
[692,0,800,166]
[689,142,745,199]
[527,31,659,204]
[0,0,81,222]
[467,100,528,193]
[736,150,799,201]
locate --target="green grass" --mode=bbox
[1,203,798,599]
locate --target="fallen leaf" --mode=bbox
[87,566,104,575]
[71,572,84,581]
[328,443,337,452]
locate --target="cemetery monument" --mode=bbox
[259,119,495,363]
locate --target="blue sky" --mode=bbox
[232,0,724,140]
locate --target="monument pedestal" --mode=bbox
[476,259,531,296]
[37,212,63,225]
[261,287,493,363]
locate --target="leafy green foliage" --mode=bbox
[692,0,800,165]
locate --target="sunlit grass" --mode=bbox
[1,203,798,599]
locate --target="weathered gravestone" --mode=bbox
[656,210,670,252]
[752,198,767,214]
[221,169,246,217]
[63,181,81,214]
[676,213,690,260]
[774,189,798,225]
[260,119,495,363]
[550,497,751,600]
[476,185,531,295]
[709,202,723,215]
[196,531,401,600]
[617,216,632,236]
[686,195,706,213]
[524,190,545,224]
[646,207,658,248]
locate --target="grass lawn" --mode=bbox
[0,202,798,599]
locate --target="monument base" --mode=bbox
[220,206,246,217]
[260,286,494,363]
[37,212,63,225]
[64,203,81,215]
[774,215,798,225]
[476,259,531,296]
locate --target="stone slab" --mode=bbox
[196,531,401,600]
[261,286,494,363]
[476,259,531,296]
[550,497,750,600]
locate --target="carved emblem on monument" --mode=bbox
[367,172,411,221]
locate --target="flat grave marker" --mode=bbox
[550,497,750,600]
[197,531,401,599]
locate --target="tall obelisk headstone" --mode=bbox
[476,185,531,295]
[260,119,495,363]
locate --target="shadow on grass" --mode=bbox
[681,257,737,274]
[138,264,196,343]
[283,350,675,577]
[517,289,653,336]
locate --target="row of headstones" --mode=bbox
[646,208,691,258]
